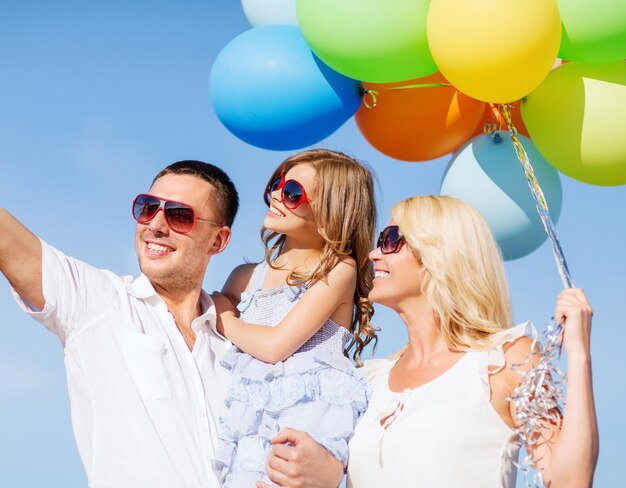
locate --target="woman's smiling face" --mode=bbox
[368,220,424,311]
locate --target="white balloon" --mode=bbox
[241,0,298,27]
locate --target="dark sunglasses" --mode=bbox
[266,173,311,209]
[132,194,223,234]
[377,225,404,254]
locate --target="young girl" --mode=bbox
[212,149,378,487]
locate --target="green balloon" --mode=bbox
[558,0,626,62]
[296,0,437,83]
[522,62,626,186]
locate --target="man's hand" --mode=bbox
[256,428,344,488]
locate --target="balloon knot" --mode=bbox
[360,88,378,109]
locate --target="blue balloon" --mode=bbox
[209,25,362,150]
[440,132,563,260]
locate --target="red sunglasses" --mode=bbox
[266,173,311,210]
[132,194,223,234]
[377,225,404,254]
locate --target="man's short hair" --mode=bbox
[153,160,239,227]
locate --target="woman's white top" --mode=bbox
[348,322,536,488]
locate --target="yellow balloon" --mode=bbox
[427,0,561,103]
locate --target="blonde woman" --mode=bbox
[212,150,378,487]
[260,196,598,488]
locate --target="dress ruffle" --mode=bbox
[478,321,538,397]
[221,347,370,412]
[237,283,305,315]
[213,347,370,485]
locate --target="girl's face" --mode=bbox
[264,163,319,241]
[368,220,424,310]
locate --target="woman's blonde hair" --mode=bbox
[392,195,513,351]
[262,149,378,365]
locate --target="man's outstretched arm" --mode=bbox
[0,208,44,309]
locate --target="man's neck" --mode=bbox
[155,284,205,351]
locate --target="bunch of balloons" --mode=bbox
[209,0,626,258]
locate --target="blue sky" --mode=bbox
[1,1,624,486]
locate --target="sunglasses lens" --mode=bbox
[267,176,282,196]
[133,195,160,223]
[282,180,304,208]
[164,203,195,233]
[379,226,402,254]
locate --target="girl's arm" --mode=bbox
[218,258,357,364]
[220,263,256,308]
[507,288,598,488]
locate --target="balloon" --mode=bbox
[242,0,297,27]
[427,0,561,103]
[296,0,437,83]
[471,102,529,139]
[522,61,626,186]
[356,73,485,162]
[440,132,563,260]
[558,0,626,63]
[209,26,362,151]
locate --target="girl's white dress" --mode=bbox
[347,322,536,488]
[213,261,370,487]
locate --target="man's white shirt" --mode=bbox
[11,240,230,488]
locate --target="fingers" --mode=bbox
[557,288,591,308]
[554,288,593,322]
[271,427,309,446]
[271,442,295,461]
[554,288,593,358]
[265,452,296,486]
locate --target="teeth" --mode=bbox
[375,271,389,278]
[147,242,174,252]
[268,207,284,217]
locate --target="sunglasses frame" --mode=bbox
[266,173,311,210]
[132,193,223,234]
[377,225,404,254]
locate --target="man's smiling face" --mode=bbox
[135,173,227,293]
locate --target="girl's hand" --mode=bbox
[212,291,238,336]
[555,288,593,360]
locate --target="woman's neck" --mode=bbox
[396,297,451,360]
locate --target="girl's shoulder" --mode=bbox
[323,255,357,282]
[222,262,261,301]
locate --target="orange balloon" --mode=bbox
[471,102,529,138]
[355,72,485,162]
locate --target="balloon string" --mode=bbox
[501,103,574,487]
[500,104,574,289]
[361,83,451,110]
[387,82,451,90]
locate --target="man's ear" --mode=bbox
[209,226,232,255]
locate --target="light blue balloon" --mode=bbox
[440,132,563,260]
[209,25,362,151]
[242,0,298,27]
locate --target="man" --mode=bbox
[1,160,238,488]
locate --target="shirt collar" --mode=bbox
[194,290,217,333]
[124,273,158,299]
[124,274,226,341]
